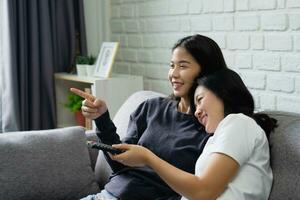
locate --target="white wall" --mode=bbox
[88,0,300,113]
[84,0,110,56]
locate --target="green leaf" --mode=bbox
[76,56,90,64]
[64,93,84,113]
[76,55,97,65]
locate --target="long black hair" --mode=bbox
[194,68,277,139]
[170,34,228,103]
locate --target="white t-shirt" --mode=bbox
[182,114,273,200]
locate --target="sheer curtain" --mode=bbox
[1,0,87,132]
[0,0,3,132]
[0,0,2,132]
[0,0,19,132]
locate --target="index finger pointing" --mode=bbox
[70,88,95,102]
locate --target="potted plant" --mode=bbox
[86,55,96,77]
[64,93,85,127]
[75,55,97,77]
[76,55,90,76]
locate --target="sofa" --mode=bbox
[0,91,299,200]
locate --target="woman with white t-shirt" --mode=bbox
[111,68,277,200]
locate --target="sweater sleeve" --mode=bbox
[95,111,121,144]
[93,100,149,172]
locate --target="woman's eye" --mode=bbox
[169,63,175,68]
[179,65,186,68]
[197,97,203,103]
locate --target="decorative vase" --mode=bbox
[86,65,96,77]
[76,64,87,76]
[75,111,85,127]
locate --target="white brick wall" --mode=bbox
[108,0,300,114]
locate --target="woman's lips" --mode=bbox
[199,114,208,126]
[172,81,183,90]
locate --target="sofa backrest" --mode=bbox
[266,111,300,200]
[113,90,167,138]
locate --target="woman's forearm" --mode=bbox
[145,151,215,200]
[112,144,236,200]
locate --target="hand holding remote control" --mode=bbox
[86,141,124,154]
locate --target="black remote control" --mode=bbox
[86,141,124,154]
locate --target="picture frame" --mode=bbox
[94,42,119,78]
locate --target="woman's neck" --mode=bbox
[178,98,190,114]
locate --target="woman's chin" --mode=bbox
[173,91,184,98]
[205,127,214,134]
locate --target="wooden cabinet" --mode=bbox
[54,73,143,128]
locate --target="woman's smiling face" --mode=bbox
[168,47,201,99]
[194,86,225,133]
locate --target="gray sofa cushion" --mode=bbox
[267,111,300,200]
[0,126,100,200]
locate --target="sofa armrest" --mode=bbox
[0,126,100,199]
[85,129,113,189]
[85,130,99,171]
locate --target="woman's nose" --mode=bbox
[170,66,180,77]
[194,107,202,119]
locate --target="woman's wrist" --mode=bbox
[144,148,158,167]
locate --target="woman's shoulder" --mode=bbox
[216,114,261,137]
[139,97,178,114]
[221,113,256,127]
[145,96,174,105]
[217,114,265,141]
